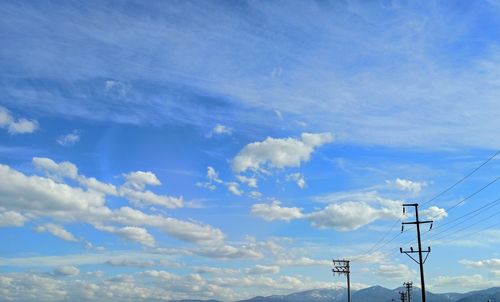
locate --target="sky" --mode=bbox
[1,0,500,301]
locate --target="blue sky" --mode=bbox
[1,0,500,300]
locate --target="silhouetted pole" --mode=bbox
[404,282,413,302]
[399,291,407,302]
[400,204,433,302]
[332,259,351,302]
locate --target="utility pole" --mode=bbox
[332,259,351,302]
[403,282,413,302]
[399,291,407,302]
[400,203,433,302]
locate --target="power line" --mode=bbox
[440,175,500,217]
[425,197,500,240]
[432,218,500,246]
[428,207,500,243]
[421,150,500,207]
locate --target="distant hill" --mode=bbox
[235,285,500,302]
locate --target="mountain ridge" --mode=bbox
[232,285,500,302]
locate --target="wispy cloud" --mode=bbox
[3,2,500,149]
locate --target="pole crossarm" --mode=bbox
[400,247,431,264]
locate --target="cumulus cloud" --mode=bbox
[96,225,156,247]
[0,107,39,134]
[110,207,224,245]
[34,223,78,242]
[251,200,303,221]
[0,163,105,215]
[286,173,306,189]
[232,132,333,173]
[120,187,183,209]
[388,178,426,194]
[34,157,181,208]
[123,171,161,190]
[54,266,80,276]
[0,210,27,227]
[8,118,39,134]
[0,160,225,245]
[57,131,80,146]
[252,196,400,231]
[421,206,447,221]
[236,175,258,188]
[226,182,243,196]
[306,200,400,231]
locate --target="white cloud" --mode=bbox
[104,80,129,98]
[236,175,258,188]
[108,226,156,247]
[110,207,225,245]
[0,163,105,215]
[248,191,262,199]
[429,274,500,292]
[33,157,119,195]
[78,176,118,195]
[57,131,80,146]
[197,166,225,191]
[33,157,79,180]
[421,206,447,221]
[35,223,78,242]
[286,173,306,189]
[54,266,80,276]
[0,160,225,245]
[232,132,333,173]
[0,107,39,134]
[123,171,161,190]
[94,225,156,247]
[105,259,155,268]
[120,187,183,208]
[0,210,27,227]
[0,107,13,127]
[211,124,232,136]
[275,257,331,267]
[460,258,500,269]
[207,166,222,183]
[246,265,280,274]
[8,118,39,134]
[195,244,263,260]
[251,200,303,222]
[306,200,400,231]
[388,178,426,194]
[226,182,243,196]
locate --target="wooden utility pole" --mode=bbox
[403,282,413,302]
[332,259,351,302]
[399,291,407,302]
[400,204,433,302]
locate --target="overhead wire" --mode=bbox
[353,150,500,262]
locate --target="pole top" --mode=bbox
[402,203,419,207]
